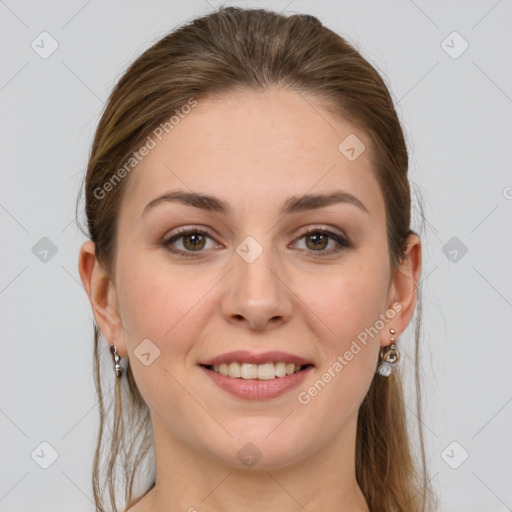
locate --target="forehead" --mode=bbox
[121,88,384,220]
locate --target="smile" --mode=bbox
[207,361,308,380]
[199,363,314,400]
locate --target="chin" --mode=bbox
[203,429,312,471]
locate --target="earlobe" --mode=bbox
[78,241,126,357]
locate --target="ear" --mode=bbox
[78,240,128,357]
[383,233,422,345]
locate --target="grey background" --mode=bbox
[1,0,511,511]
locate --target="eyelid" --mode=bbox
[162,224,348,242]
[296,224,348,239]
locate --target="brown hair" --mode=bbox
[77,6,436,511]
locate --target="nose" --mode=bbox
[221,242,293,331]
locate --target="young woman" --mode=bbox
[77,6,436,512]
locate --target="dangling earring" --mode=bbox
[378,328,400,377]
[110,343,123,378]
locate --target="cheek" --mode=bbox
[304,262,389,385]
[115,249,219,379]
[114,259,201,417]
[294,287,383,430]
[310,262,389,339]
[116,247,193,337]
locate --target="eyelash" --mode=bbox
[161,225,352,258]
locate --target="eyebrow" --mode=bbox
[142,189,369,217]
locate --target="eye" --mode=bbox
[161,227,218,257]
[293,226,351,257]
[161,225,352,258]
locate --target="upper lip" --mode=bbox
[200,350,314,367]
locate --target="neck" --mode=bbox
[130,414,369,512]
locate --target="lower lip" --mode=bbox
[200,365,314,400]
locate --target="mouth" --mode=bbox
[200,362,315,380]
[199,362,315,400]
[198,350,315,399]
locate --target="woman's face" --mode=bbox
[87,88,417,469]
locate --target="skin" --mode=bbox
[79,88,421,512]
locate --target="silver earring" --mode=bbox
[377,328,400,377]
[110,343,123,378]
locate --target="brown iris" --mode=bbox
[304,232,328,251]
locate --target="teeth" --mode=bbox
[228,362,241,378]
[275,362,287,377]
[210,362,304,379]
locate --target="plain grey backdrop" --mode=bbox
[1,0,511,511]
